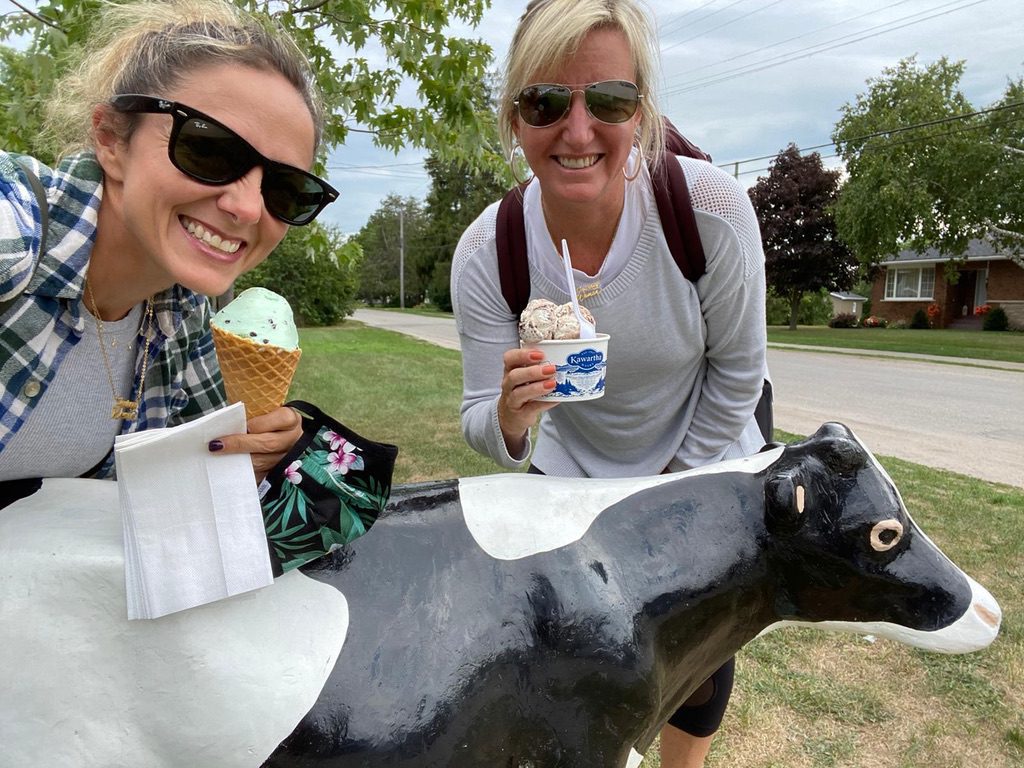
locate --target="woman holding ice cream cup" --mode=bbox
[450,0,769,764]
[0,0,337,501]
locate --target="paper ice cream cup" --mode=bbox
[523,333,610,402]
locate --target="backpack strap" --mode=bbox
[650,150,706,283]
[495,185,532,317]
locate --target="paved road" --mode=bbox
[767,348,1022,487]
[352,309,1024,487]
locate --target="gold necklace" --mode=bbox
[85,279,155,421]
[575,281,601,301]
[541,196,620,303]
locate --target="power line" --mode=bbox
[658,0,722,38]
[664,0,986,96]
[329,161,426,170]
[328,160,428,180]
[725,108,1024,178]
[662,0,920,83]
[660,0,756,42]
[716,99,1024,169]
[661,0,787,55]
[661,0,991,98]
[327,164,428,180]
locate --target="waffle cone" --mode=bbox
[212,324,301,418]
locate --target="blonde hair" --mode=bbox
[45,0,324,157]
[499,0,665,170]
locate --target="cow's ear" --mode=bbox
[821,436,866,475]
[765,469,808,535]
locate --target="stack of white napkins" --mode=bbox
[115,402,273,620]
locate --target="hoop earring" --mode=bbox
[623,140,644,182]
[508,142,532,186]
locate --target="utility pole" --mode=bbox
[399,208,405,310]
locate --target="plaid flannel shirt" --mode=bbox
[1,150,226,478]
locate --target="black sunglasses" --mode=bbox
[514,80,643,128]
[110,94,338,226]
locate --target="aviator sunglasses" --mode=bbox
[514,80,643,128]
[110,94,338,226]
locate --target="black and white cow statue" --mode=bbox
[0,423,1001,768]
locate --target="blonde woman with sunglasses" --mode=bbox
[451,1,769,765]
[0,0,336,502]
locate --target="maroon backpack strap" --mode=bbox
[651,150,706,282]
[496,186,531,316]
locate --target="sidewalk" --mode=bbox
[351,309,461,351]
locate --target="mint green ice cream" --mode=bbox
[211,287,299,350]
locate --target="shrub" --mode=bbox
[982,306,1009,332]
[236,225,361,327]
[766,289,833,326]
[890,319,909,330]
[862,315,888,328]
[910,308,930,329]
[427,259,453,312]
[828,312,859,328]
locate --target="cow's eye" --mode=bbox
[869,519,904,552]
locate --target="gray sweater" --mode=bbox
[451,157,767,478]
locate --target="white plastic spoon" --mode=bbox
[560,239,597,339]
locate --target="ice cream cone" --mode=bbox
[212,324,301,418]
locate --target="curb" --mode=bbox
[767,342,1024,373]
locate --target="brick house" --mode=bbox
[870,239,1024,329]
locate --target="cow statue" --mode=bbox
[0,423,1001,768]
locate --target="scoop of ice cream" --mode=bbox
[519,298,559,343]
[212,287,299,350]
[552,302,596,340]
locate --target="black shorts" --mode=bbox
[666,657,735,737]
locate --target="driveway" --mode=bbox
[351,309,1024,487]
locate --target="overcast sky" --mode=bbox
[320,0,1023,236]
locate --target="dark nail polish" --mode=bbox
[208,440,224,452]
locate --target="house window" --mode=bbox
[885,267,935,300]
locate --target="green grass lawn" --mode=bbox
[291,324,504,482]
[293,322,1023,768]
[767,326,1024,364]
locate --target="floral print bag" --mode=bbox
[261,400,398,575]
